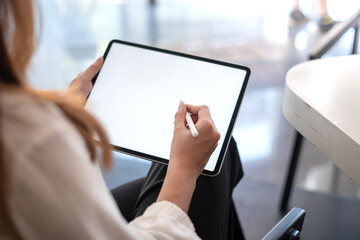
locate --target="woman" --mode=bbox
[0,0,244,239]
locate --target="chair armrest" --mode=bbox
[262,207,306,240]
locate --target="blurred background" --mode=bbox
[30,0,359,239]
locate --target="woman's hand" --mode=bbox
[157,102,220,212]
[66,57,103,98]
[168,102,220,179]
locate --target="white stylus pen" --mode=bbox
[186,111,199,138]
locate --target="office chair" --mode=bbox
[262,207,306,240]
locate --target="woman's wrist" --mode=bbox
[167,160,200,181]
[167,167,198,188]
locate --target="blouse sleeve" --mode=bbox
[10,119,200,240]
[129,201,200,239]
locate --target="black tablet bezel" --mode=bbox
[88,39,250,176]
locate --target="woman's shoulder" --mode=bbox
[1,90,79,155]
[1,90,70,129]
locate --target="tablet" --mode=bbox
[85,40,250,176]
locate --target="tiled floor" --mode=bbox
[31,0,360,237]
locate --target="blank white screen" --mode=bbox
[86,43,247,172]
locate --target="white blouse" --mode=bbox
[0,91,200,240]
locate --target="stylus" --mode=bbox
[186,112,199,138]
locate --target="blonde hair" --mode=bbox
[0,0,112,238]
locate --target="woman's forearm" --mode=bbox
[157,169,197,213]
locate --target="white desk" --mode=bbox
[283,55,360,186]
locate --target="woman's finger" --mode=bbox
[83,56,103,80]
[186,104,211,119]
